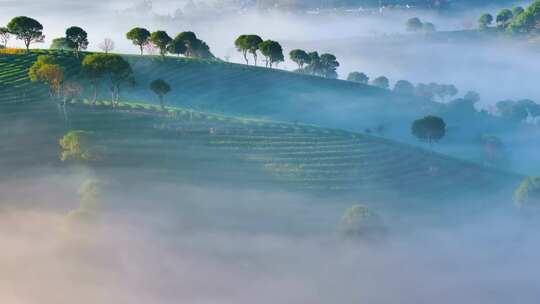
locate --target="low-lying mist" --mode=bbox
[1,168,538,304]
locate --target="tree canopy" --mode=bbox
[301,52,339,78]
[347,72,369,84]
[150,79,172,110]
[496,9,513,28]
[411,115,447,145]
[82,53,108,101]
[406,17,423,32]
[235,35,263,65]
[151,30,172,57]
[514,177,540,210]
[393,80,415,95]
[28,55,64,98]
[50,37,76,50]
[7,16,45,52]
[82,53,133,104]
[167,37,187,56]
[478,13,494,29]
[289,49,310,69]
[65,26,89,56]
[259,40,284,68]
[339,204,385,239]
[126,27,151,55]
[59,130,102,162]
[371,76,389,89]
[175,31,214,59]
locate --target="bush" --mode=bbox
[0,48,24,55]
[339,204,386,239]
[59,130,103,162]
[514,176,540,209]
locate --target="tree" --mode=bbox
[150,79,171,110]
[59,130,102,162]
[151,30,172,58]
[339,204,385,239]
[437,84,458,101]
[496,100,529,122]
[508,0,540,34]
[464,90,480,104]
[190,38,214,59]
[6,16,45,52]
[406,17,423,32]
[371,76,389,89]
[175,31,198,56]
[99,38,115,54]
[393,80,415,95]
[50,37,76,50]
[175,31,214,59]
[347,72,369,84]
[126,27,151,55]
[303,51,322,75]
[29,56,64,98]
[496,9,513,28]
[34,64,64,98]
[82,54,133,105]
[512,6,525,18]
[81,53,108,102]
[514,177,540,210]
[319,53,339,78]
[259,40,284,68]
[167,37,187,56]
[289,49,310,69]
[422,22,436,32]
[234,35,249,64]
[104,55,134,106]
[244,35,263,66]
[478,13,494,30]
[65,26,89,57]
[0,27,10,48]
[411,115,446,146]
[29,55,54,79]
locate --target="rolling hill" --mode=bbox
[0,50,521,212]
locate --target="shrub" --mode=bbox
[514,177,540,209]
[0,48,24,55]
[339,204,386,239]
[59,130,103,162]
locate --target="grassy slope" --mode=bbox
[0,50,521,208]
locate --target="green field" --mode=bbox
[0,50,521,210]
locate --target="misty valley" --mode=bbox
[1,0,540,303]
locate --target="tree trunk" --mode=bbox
[93,82,98,104]
[159,95,164,111]
[254,53,258,66]
[140,45,144,55]
[243,51,248,65]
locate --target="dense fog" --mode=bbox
[1,1,539,303]
[1,169,538,304]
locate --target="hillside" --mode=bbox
[0,49,433,132]
[0,50,521,211]
[0,50,526,224]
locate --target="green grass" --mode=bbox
[0,50,521,205]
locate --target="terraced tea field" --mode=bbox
[0,50,520,205]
